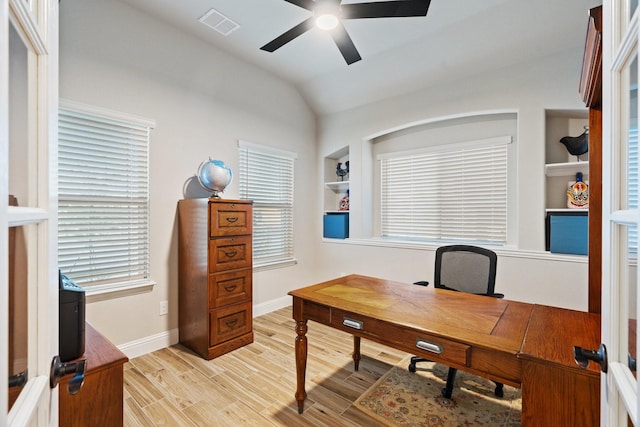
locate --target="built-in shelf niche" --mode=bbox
[323,146,349,214]
[545,109,589,211]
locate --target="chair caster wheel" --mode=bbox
[408,363,416,373]
[441,387,452,398]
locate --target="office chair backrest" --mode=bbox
[434,245,497,295]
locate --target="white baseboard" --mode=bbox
[119,295,292,359]
[118,328,179,359]
[253,295,291,317]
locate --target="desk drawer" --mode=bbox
[331,309,470,367]
[209,301,252,346]
[209,236,252,273]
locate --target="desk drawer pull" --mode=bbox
[416,339,443,354]
[343,318,364,330]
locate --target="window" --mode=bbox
[58,101,154,292]
[238,141,296,268]
[379,136,510,245]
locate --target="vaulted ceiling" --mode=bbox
[118,0,600,115]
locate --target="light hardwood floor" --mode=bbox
[124,307,407,426]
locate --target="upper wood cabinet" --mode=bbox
[580,6,603,109]
[580,6,603,314]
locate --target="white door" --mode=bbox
[1,0,59,426]
[602,0,640,425]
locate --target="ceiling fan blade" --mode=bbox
[284,0,316,11]
[331,23,362,65]
[260,17,315,52]
[341,0,431,19]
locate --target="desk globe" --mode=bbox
[196,159,233,198]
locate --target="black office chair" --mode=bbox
[408,244,505,399]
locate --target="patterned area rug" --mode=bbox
[355,359,522,426]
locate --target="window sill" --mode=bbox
[254,258,298,272]
[322,237,588,263]
[85,279,156,303]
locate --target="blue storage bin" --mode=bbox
[323,213,349,239]
[549,213,588,255]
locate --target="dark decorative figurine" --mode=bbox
[336,161,349,181]
[559,127,589,160]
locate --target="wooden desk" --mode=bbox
[289,275,532,410]
[289,274,601,425]
[59,323,128,427]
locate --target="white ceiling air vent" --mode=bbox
[198,8,240,36]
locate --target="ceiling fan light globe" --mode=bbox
[316,14,339,31]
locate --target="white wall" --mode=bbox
[316,47,591,311]
[59,0,321,348]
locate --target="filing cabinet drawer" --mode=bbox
[209,236,252,273]
[210,201,252,237]
[331,308,470,367]
[209,270,252,308]
[209,301,252,346]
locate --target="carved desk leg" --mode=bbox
[295,319,308,414]
[353,336,361,371]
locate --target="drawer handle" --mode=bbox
[224,284,238,292]
[343,318,364,330]
[226,217,238,223]
[225,319,238,328]
[416,339,443,354]
[224,250,238,258]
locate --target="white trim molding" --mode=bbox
[118,296,292,358]
[253,295,291,317]
[118,328,179,359]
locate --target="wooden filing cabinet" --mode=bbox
[178,198,253,360]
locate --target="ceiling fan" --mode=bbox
[260,0,432,65]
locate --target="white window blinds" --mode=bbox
[58,103,153,289]
[630,126,638,255]
[379,136,509,244]
[239,141,296,266]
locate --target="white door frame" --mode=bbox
[602,0,640,424]
[1,0,59,426]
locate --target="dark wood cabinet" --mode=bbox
[580,5,603,314]
[520,305,601,426]
[178,198,254,360]
[59,323,128,427]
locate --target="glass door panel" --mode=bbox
[9,21,35,207]
[619,223,638,380]
[6,15,35,414]
[7,221,29,411]
[627,57,639,381]
[626,56,638,214]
